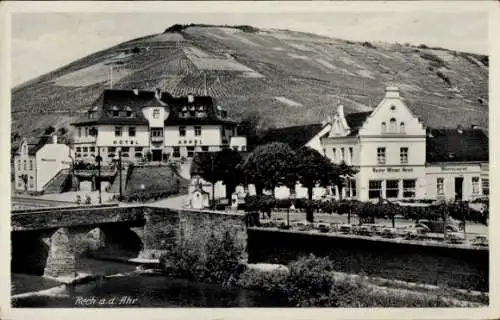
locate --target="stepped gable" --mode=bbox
[426,127,489,163]
[164,95,237,126]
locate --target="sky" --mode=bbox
[11,10,489,87]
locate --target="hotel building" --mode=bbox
[263,86,489,202]
[71,89,246,164]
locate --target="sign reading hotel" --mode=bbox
[372,167,414,173]
[440,167,468,172]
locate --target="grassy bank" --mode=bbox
[159,231,487,307]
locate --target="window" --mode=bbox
[369,180,382,199]
[151,128,163,137]
[78,128,82,137]
[482,178,489,195]
[121,147,130,152]
[400,147,408,164]
[23,160,27,170]
[194,126,202,136]
[403,180,416,198]
[112,110,119,117]
[377,147,386,164]
[135,147,143,152]
[189,111,196,117]
[76,147,81,152]
[351,179,357,197]
[29,160,33,171]
[437,177,445,196]
[126,111,132,117]
[381,122,387,133]
[115,126,122,137]
[129,127,136,137]
[201,146,209,152]
[472,177,480,194]
[90,147,95,152]
[349,147,353,165]
[187,146,195,158]
[389,118,397,132]
[341,148,345,163]
[108,147,116,152]
[134,152,143,158]
[221,127,226,136]
[82,147,88,152]
[400,122,405,133]
[17,160,20,171]
[173,147,180,158]
[386,180,400,198]
[153,109,160,119]
[241,146,246,151]
[76,153,81,158]
[179,126,186,136]
[29,176,34,188]
[85,127,89,137]
[332,148,337,162]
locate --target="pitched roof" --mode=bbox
[72,89,164,126]
[259,123,325,150]
[164,95,237,126]
[426,128,489,163]
[17,135,52,155]
[345,111,372,136]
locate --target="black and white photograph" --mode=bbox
[1,1,498,318]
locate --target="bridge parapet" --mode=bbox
[11,205,145,231]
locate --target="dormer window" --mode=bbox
[198,106,204,111]
[190,111,196,117]
[381,122,387,133]
[221,110,228,118]
[182,106,187,112]
[153,109,160,119]
[400,122,405,133]
[390,105,396,111]
[112,110,119,117]
[126,111,132,117]
[190,106,196,111]
[389,118,397,132]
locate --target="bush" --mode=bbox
[162,230,244,287]
[420,53,446,68]
[362,41,376,49]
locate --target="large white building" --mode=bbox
[262,87,489,202]
[13,135,72,192]
[71,89,247,164]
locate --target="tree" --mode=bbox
[328,161,357,200]
[190,148,243,201]
[242,142,297,197]
[296,147,335,222]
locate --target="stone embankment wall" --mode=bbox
[247,228,488,292]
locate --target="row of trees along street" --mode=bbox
[190,142,356,223]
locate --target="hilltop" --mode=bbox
[11,24,488,142]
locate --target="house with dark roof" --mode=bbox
[14,135,72,193]
[262,86,488,202]
[163,93,245,159]
[424,127,489,200]
[71,88,247,163]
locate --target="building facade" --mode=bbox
[14,135,72,192]
[71,89,246,164]
[263,86,488,202]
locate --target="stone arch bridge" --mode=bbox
[11,205,246,279]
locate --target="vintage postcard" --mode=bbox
[1,1,498,319]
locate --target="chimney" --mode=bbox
[52,135,58,144]
[188,93,194,103]
[133,88,139,95]
[155,88,161,100]
[385,86,400,98]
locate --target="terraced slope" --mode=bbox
[11,25,488,139]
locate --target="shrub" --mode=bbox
[418,44,429,49]
[362,41,376,49]
[162,230,244,287]
[420,53,446,68]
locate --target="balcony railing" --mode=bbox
[151,135,164,142]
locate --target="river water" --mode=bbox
[12,259,289,308]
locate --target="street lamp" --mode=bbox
[211,152,215,210]
[95,147,102,204]
[288,193,296,227]
[114,150,123,202]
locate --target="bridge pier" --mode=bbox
[136,208,180,260]
[43,228,77,278]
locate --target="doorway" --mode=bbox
[454,177,463,201]
[152,149,162,161]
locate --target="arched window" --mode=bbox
[400,122,405,133]
[389,118,397,132]
[381,122,387,133]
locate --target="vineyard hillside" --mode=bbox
[12,24,489,140]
